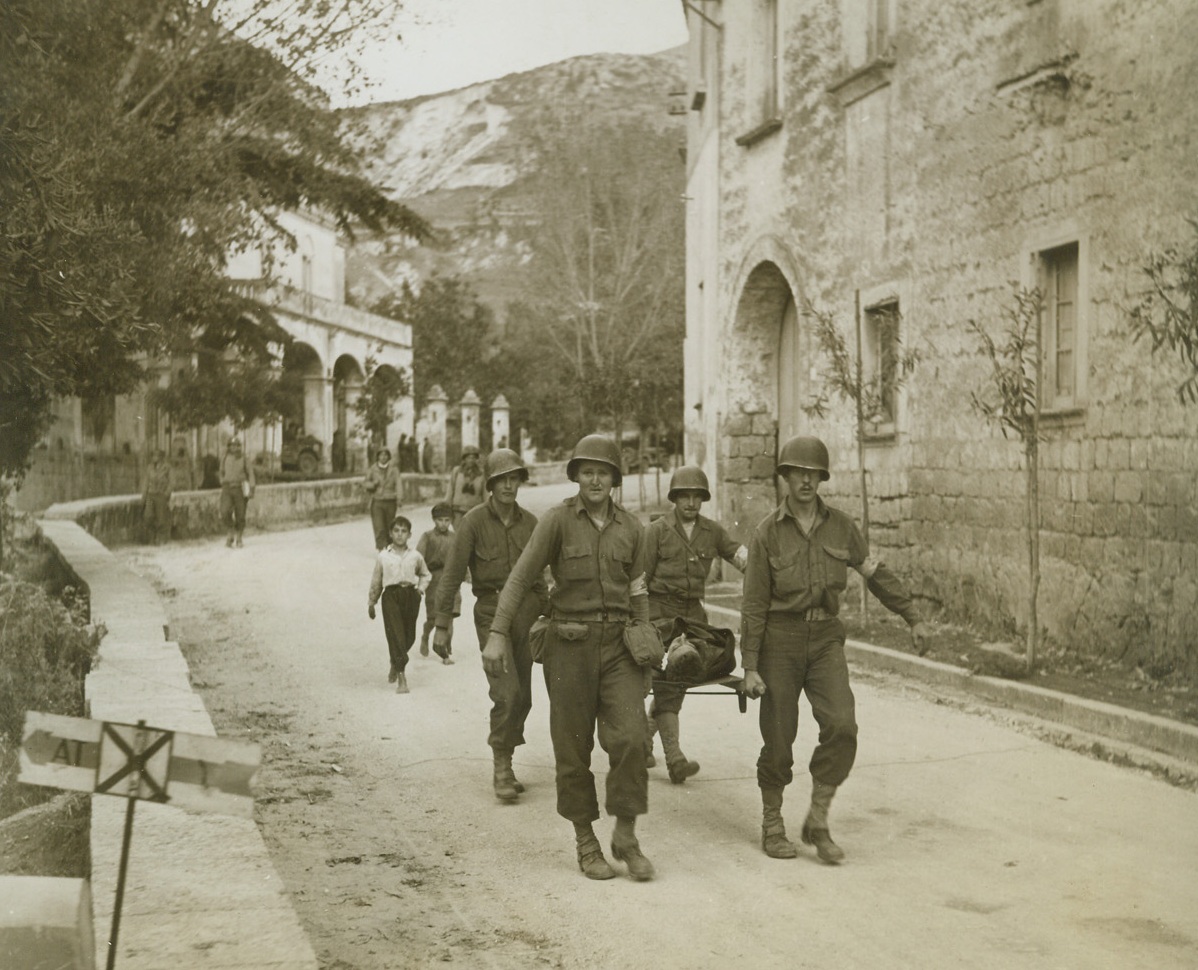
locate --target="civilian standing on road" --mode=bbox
[740,435,930,864]
[219,437,255,548]
[417,503,459,663]
[446,445,486,526]
[142,449,173,545]
[363,447,400,551]
[434,449,547,803]
[483,435,659,882]
[642,465,746,782]
[368,515,431,694]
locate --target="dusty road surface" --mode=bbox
[118,479,1198,970]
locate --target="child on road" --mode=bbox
[417,503,458,664]
[368,516,431,694]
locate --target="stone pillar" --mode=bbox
[426,385,449,474]
[491,394,510,451]
[460,388,481,454]
[318,375,335,471]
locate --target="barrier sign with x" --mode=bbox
[20,711,259,817]
[96,722,173,802]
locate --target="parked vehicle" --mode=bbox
[281,435,323,476]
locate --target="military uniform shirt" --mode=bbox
[490,495,648,637]
[643,509,745,603]
[433,498,546,629]
[739,497,918,671]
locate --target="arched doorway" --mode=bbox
[281,342,324,475]
[725,260,799,525]
[332,354,364,473]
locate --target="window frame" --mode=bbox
[856,279,910,443]
[1024,229,1089,416]
[737,0,783,146]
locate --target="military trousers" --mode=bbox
[543,619,648,823]
[474,591,537,754]
[755,615,857,791]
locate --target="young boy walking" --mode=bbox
[368,516,431,694]
[417,503,459,664]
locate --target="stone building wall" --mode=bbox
[686,0,1198,674]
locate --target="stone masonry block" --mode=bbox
[1090,472,1114,503]
[0,877,93,970]
[1108,438,1131,470]
[750,454,776,479]
[1113,471,1143,504]
[725,457,751,480]
[723,414,752,436]
[751,413,777,436]
[1129,438,1150,469]
[1061,440,1080,471]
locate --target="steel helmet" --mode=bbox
[776,435,830,481]
[567,434,623,487]
[667,465,711,502]
[484,448,528,487]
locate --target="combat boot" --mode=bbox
[610,817,654,882]
[657,712,699,783]
[761,787,797,859]
[645,713,658,768]
[492,750,519,802]
[800,780,845,864]
[575,826,615,880]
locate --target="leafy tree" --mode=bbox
[0,0,427,476]
[969,286,1044,671]
[493,301,588,457]
[515,116,685,461]
[353,351,411,454]
[803,299,919,616]
[1128,217,1198,404]
[373,275,496,409]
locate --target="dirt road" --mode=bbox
[118,481,1198,970]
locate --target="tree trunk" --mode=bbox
[1026,437,1040,671]
[854,289,869,620]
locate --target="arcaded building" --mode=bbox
[680,1,1198,674]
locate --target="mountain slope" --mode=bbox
[343,47,687,313]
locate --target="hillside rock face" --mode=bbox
[343,47,686,314]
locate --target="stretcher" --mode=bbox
[655,674,753,713]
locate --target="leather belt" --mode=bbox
[551,611,627,623]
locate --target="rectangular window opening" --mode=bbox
[1039,242,1080,409]
[862,298,901,431]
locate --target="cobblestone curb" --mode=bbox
[705,603,1198,767]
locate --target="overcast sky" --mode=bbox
[347,0,688,104]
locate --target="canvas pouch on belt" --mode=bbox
[529,617,588,663]
[623,619,665,669]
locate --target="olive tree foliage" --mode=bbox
[515,116,685,460]
[968,286,1045,671]
[373,275,498,410]
[0,0,426,475]
[803,300,918,615]
[352,349,411,454]
[1128,217,1198,405]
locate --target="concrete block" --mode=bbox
[0,876,94,970]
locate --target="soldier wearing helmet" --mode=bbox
[484,434,657,882]
[642,465,748,783]
[446,444,486,525]
[741,434,929,865]
[433,449,547,803]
